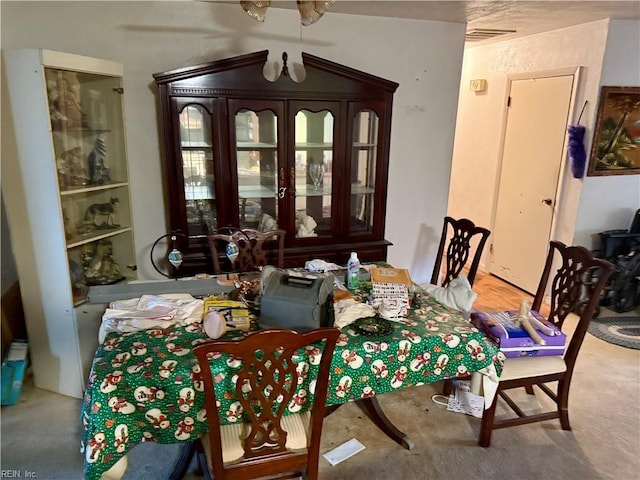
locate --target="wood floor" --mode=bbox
[471,270,550,316]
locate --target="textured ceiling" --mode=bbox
[268,1,640,45]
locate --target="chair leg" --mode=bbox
[442,379,454,396]
[557,379,571,430]
[525,385,534,395]
[478,389,500,447]
[193,439,206,477]
[307,464,318,480]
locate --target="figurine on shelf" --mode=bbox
[46,71,89,130]
[87,135,110,185]
[84,197,120,229]
[309,161,324,191]
[69,259,88,300]
[81,245,94,270]
[57,146,90,187]
[296,210,318,237]
[62,207,75,241]
[83,239,124,286]
[258,212,277,232]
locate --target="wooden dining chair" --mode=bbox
[431,216,491,287]
[207,227,286,274]
[192,327,340,480]
[478,241,613,447]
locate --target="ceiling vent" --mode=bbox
[465,28,516,42]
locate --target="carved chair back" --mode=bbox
[478,241,613,447]
[193,327,340,480]
[431,216,491,287]
[531,240,614,373]
[207,227,286,274]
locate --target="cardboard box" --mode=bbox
[370,267,413,286]
[470,310,566,358]
[1,340,28,406]
[370,267,412,318]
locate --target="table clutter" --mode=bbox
[418,274,477,312]
[202,297,251,339]
[352,316,394,336]
[259,268,335,331]
[470,307,566,358]
[369,266,413,318]
[80,261,505,479]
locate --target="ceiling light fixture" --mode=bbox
[240,1,335,26]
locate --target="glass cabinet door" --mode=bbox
[45,66,135,304]
[178,103,216,236]
[293,108,335,238]
[350,108,379,234]
[234,108,279,230]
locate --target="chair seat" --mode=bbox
[202,411,311,468]
[500,355,567,382]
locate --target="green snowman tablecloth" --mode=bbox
[81,293,503,480]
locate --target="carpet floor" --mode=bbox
[588,316,640,350]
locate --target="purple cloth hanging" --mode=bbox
[567,124,586,178]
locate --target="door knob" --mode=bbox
[541,198,553,206]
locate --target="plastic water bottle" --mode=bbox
[346,252,360,290]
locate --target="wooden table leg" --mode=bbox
[324,404,341,416]
[357,397,414,450]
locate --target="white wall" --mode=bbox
[449,19,639,268]
[1,1,466,283]
[574,20,640,248]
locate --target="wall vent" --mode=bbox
[465,28,516,42]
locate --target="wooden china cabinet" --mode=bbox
[153,50,398,274]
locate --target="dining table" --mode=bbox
[80,276,504,480]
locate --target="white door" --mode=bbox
[489,73,575,294]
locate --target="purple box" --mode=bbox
[470,310,566,358]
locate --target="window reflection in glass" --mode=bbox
[179,104,216,235]
[235,109,278,230]
[294,110,333,238]
[180,105,210,146]
[351,109,378,233]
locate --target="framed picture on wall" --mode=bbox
[587,86,640,176]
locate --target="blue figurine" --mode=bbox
[87,135,109,185]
